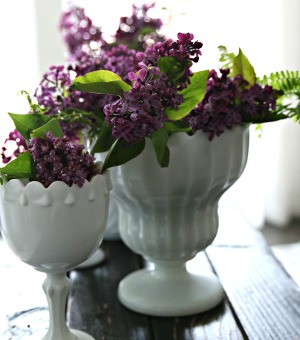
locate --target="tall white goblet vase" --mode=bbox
[112,126,249,317]
[0,172,111,339]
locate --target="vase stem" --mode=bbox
[153,260,186,276]
[43,272,73,340]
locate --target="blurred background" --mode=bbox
[0,0,300,231]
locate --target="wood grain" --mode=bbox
[68,242,245,340]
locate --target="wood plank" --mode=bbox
[68,241,153,340]
[68,242,245,340]
[207,237,300,339]
[150,301,245,340]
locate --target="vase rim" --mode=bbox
[1,172,109,190]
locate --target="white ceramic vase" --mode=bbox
[96,154,120,240]
[112,126,249,317]
[0,173,111,339]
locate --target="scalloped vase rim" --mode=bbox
[2,173,108,191]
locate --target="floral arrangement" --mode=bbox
[1,3,164,164]
[70,39,300,171]
[1,2,300,174]
[0,115,100,187]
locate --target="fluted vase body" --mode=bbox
[112,126,249,316]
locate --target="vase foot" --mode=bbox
[29,329,95,339]
[76,248,105,269]
[118,268,224,317]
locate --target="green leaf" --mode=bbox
[165,70,209,120]
[138,26,157,36]
[232,49,256,86]
[164,121,192,134]
[157,56,191,84]
[218,45,235,71]
[91,122,116,154]
[0,151,33,180]
[30,118,63,138]
[101,138,145,172]
[71,70,132,95]
[8,112,52,140]
[150,127,170,167]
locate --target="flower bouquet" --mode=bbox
[2,3,299,171]
[70,34,300,170]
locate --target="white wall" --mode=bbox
[0,0,64,149]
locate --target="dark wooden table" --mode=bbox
[1,208,300,339]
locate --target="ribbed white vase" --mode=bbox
[112,126,249,317]
[0,173,111,340]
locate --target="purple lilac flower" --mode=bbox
[59,6,104,61]
[34,65,73,115]
[137,32,203,89]
[1,130,27,164]
[35,62,109,119]
[101,44,140,82]
[104,33,203,143]
[33,3,164,144]
[28,132,100,188]
[35,48,140,112]
[114,2,164,50]
[34,65,88,140]
[34,43,141,139]
[186,69,277,140]
[103,67,171,143]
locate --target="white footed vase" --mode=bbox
[0,173,111,340]
[112,126,249,317]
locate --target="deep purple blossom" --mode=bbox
[137,33,202,87]
[186,69,278,140]
[101,44,140,82]
[33,43,141,141]
[28,132,100,188]
[104,32,202,143]
[114,2,164,50]
[104,64,185,143]
[29,3,166,149]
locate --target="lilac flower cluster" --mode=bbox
[3,3,165,163]
[104,33,203,143]
[1,130,27,164]
[186,69,277,140]
[28,132,99,188]
[137,33,202,89]
[34,65,92,140]
[104,67,179,142]
[34,65,73,115]
[59,6,104,61]
[34,43,140,139]
[101,44,139,83]
[59,3,163,61]
[115,3,163,50]
[34,63,104,116]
